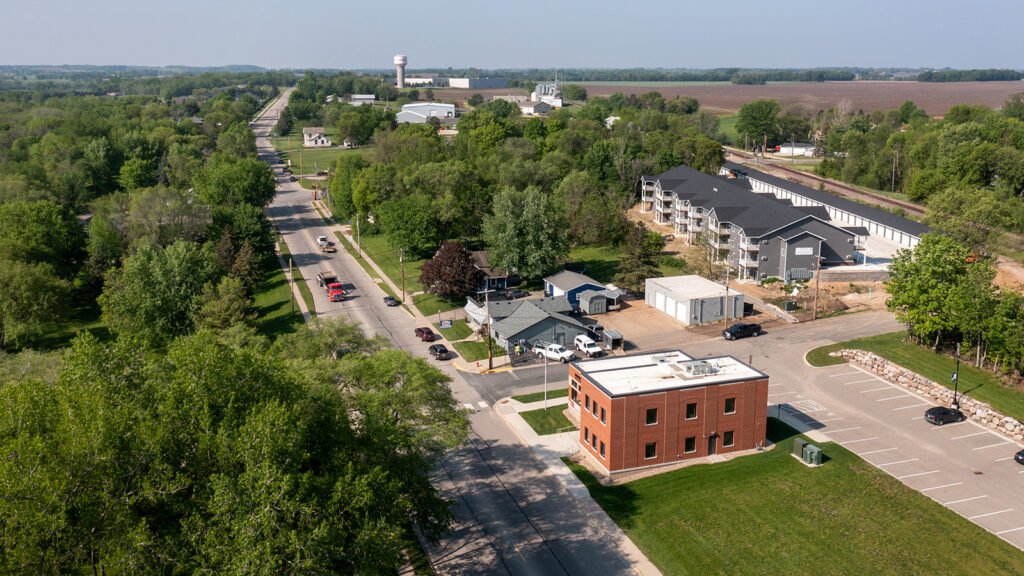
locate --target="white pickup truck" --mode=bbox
[531,342,576,363]
[573,335,604,358]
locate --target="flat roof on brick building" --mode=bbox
[575,350,767,398]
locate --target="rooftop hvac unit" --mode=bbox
[793,438,806,457]
[680,359,716,377]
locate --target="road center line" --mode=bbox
[878,458,918,466]
[859,386,892,393]
[944,495,988,506]
[920,482,963,492]
[859,447,898,455]
[973,441,1011,451]
[970,509,1014,520]
[840,437,878,445]
[897,470,939,479]
[824,426,861,434]
[951,431,989,440]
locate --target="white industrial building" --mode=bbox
[519,100,551,115]
[531,83,563,107]
[449,77,508,89]
[350,94,376,106]
[396,102,456,124]
[645,275,744,326]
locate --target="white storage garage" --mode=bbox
[645,275,744,326]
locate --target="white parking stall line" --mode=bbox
[1019,470,1024,474]
[815,417,844,423]
[768,391,796,397]
[951,431,989,440]
[929,421,966,428]
[912,416,925,420]
[840,437,878,445]
[829,371,862,377]
[824,426,861,434]
[944,495,988,506]
[970,509,1014,520]
[973,441,1011,451]
[878,458,918,467]
[893,402,932,411]
[877,394,912,402]
[920,482,963,492]
[996,526,1024,536]
[843,378,881,386]
[477,401,488,409]
[860,447,898,456]
[995,456,1015,462]
[768,383,783,387]
[860,386,892,394]
[897,470,939,480]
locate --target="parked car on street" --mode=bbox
[924,406,965,426]
[722,323,762,340]
[414,327,436,342]
[427,344,450,360]
[383,296,400,306]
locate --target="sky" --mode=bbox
[3,0,1022,71]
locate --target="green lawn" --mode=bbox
[276,238,316,316]
[717,114,737,143]
[452,339,506,363]
[807,331,1024,421]
[413,292,465,317]
[565,245,689,284]
[434,318,473,341]
[357,234,425,294]
[520,405,576,435]
[335,232,382,282]
[269,125,364,174]
[512,388,569,404]
[566,418,1024,575]
[252,263,304,339]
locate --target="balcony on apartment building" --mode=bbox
[737,254,760,268]
[740,238,760,251]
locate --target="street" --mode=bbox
[253,91,639,575]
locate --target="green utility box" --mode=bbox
[802,444,823,465]
[793,438,807,457]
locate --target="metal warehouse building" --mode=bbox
[645,275,744,325]
[568,350,769,474]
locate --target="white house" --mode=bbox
[645,275,744,326]
[396,102,456,124]
[519,100,551,116]
[302,127,332,148]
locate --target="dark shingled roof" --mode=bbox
[722,161,930,237]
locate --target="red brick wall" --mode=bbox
[576,372,768,473]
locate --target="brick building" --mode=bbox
[568,350,769,474]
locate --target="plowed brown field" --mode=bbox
[583,80,1024,115]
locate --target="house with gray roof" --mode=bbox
[640,164,866,281]
[464,295,573,328]
[489,300,589,352]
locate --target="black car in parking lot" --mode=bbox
[427,344,450,360]
[924,406,965,425]
[722,323,762,340]
[1015,449,1024,465]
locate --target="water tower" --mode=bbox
[394,54,407,89]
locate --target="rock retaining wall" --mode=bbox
[832,349,1024,442]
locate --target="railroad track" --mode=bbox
[726,148,926,217]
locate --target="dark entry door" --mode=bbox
[708,436,717,455]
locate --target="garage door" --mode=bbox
[655,291,665,312]
[665,296,676,318]
[676,300,689,322]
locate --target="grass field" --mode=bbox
[573,81,734,87]
[566,418,1024,575]
[452,339,506,363]
[520,406,576,435]
[335,232,382,282]
[512,388,569,404]
[357,234,424,294]
[275,238,316,316]
[252,263,304,339]
[564,245,690,285]
[434,318,473,341]
[269,125,364,174]
[807,331,1024,421]
[717,114,737,144]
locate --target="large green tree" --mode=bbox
[735,99,781,150]
[193,153,276,208]
[924,187,1014,254]
[482,186,569,279]
[0,260,68,350]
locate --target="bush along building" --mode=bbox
[640,163,878,281]
[569,350,769,475]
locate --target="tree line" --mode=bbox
[917,69,1023,82]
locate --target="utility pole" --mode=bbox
[289,257,295,316]
[399,248,406,304]
[812,240,822,320]
[485,290,493,371]
[724,265,731,320]
[356,213,361,258]
[952,343,961,409]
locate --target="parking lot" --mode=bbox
[772,362,1024,549]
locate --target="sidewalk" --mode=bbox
[495,396,663,576]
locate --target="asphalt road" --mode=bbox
[253,91,638,575]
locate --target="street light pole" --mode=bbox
[952,343,961,409]
[399,248,406,304]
